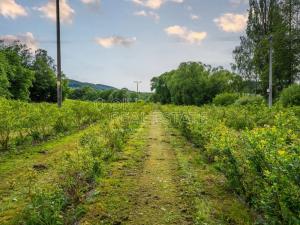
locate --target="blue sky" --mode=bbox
[0,0,249,91]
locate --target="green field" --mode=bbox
[0,99,299,225]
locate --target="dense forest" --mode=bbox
[151,0,300,106]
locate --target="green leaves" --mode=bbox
[162,104,300,224]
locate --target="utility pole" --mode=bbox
[56,0,62,108]
[268,35,273,108]
[134,81,142,102]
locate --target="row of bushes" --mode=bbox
[212,84,300,107]
[15,104,152,224]
[0,98,147,151]
[161,105,300,225]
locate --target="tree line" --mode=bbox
[0,41,68,102]
[0,41,151,103]
[151,62,250,105]
[232,0,300,96]
[152,0,300,106]
[69,86,152,102]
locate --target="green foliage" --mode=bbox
[162,104,300,224]
[15,102,152,224]
[0,52,10,98]
[15,189,67,225]
[0,99,118,151]
[233,0,300,97]
[213,93,240,106]
[279,84,300,107]
[151,62,244,106]
[235,95,265,106]
[0,41,68,102]
[69,87,151,103]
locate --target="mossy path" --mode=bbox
[80,111,255,225]
[127,111,191,225]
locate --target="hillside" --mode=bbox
[68,79,116,90]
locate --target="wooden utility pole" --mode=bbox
[56,0,62,108]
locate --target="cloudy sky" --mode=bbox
[0,0,248,91]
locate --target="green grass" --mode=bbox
[78,116,150,224]
[0,124,100,224]
[165,123,257,225]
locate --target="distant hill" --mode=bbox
[68,79,116,91]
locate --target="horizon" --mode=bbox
[1,0,248,92]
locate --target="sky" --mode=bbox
[0,0,249,92]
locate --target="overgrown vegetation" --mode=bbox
[5,101,152,224]
[161,104,300,224]
[0,98,112,151]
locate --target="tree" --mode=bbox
[233,0,300,97]
[1,42,35,101]
[0,41,69,102]
[151,62,243,106]
[0,52,10,98]
[30,49,57,102]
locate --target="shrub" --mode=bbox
[279,84,300,107]
[235,95,265,106]
[15,189,67,225]
[162,104,300,224]
[213,93,240,106]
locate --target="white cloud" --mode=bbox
[134,10,160,21]
[0,32,38,52]
[230,0,248,7]
[165,25,207,44]
[132,0,183,9]
[95,36,137,48]
[214,13,248,32]
[35,0,75,24]
[81,0,101,7]
[190,14,199,20]
[0,0,27,19]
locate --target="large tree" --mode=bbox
[30,49,58,102]
[0,42,34,101]
[233,0,300,97]
[151,62,243,106]
[0,52,10,98]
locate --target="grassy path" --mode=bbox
[0,111,256,224]
[0,125,100,224]
[80,111,255,225]
[127,111,191,225]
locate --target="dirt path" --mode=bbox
[80,111,255,225]
[127,111,191,225]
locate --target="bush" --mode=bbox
[162,104,300,224]
[279,84,300,107]
[213,93,240,106]
[15,189,67,225]
[235,95,265,106]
